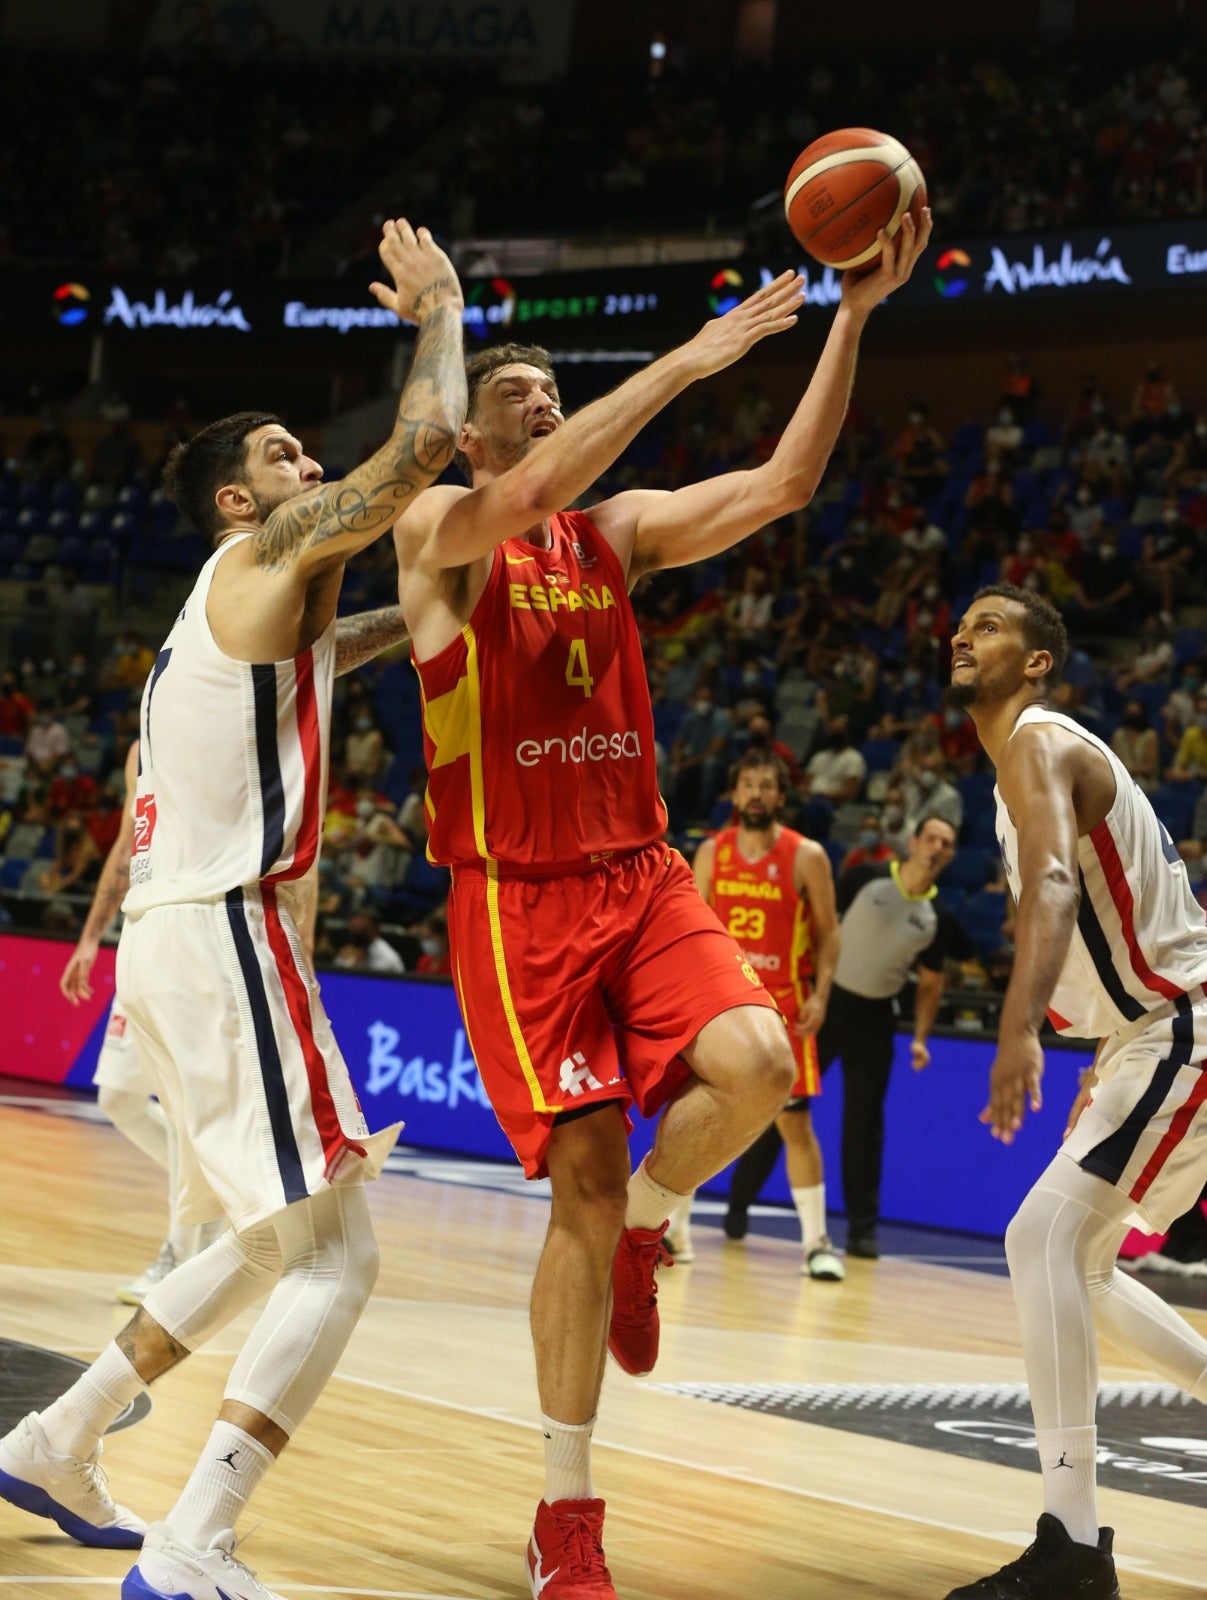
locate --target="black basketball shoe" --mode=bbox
[722,1205,748,1240]
[945,1514,1119,1598]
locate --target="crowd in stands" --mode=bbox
[1,40,1202,275]
[3,344,1207,1018]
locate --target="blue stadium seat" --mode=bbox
[109,511,141,542]
[952,422,984,455]
[0,532,21,565]
[814,501,848,542]
[1152,782,1197,842]
[1117,524,1145,561]
[823,837,847,874]
[50,479,80,510]
[47,508,79,537]
[58,535,85,567]
[1100,496,1130,523]
[1174,629,1206,664]
[17,481,48,510]
[944,847,992,893]
[15,506,46,536]
[1023,419,1058,449]
[78,508,112,537]
[0,859,29,890]
[859,736,900,772]
[117,484,147,512]
[148,492,179,534]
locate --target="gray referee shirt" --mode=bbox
[832,861,948,1000]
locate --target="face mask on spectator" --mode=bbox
[60,764,77,779]
[68,662,85,678]
[903,668,922,690]
[354,717,372,732]
[1197,423,1207,439]
[356,799,375,818]
[1162,508,1179,524]
[916,769,938,792]
[41,659,56,674]
[421,937,444,957]
[858,829,880,850]
[998,410,1013,426]
[1077,488,1093,505]
[742,667,761,687]
[882,805,904,829]
[692,698,712,715]
[1098,544,1114,560]
[1018,539,1033,556]
[923,582,940,600]
[944,710,963,729]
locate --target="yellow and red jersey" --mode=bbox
[412,510,666,871]
[709,825,812,1019]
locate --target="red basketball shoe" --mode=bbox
[526,1497,616,1599]
[607,1222,671,1376]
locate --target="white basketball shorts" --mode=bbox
[92,996,154,1095]
[1064,991,1207,1234]
[116,884,400,1231]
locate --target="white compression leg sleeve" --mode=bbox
[143,1221,284,1349]
[97,1086,170,1169]
[1005,1151,1207,1544]
[221,1183,380,1437]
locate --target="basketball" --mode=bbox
[784,127,927,271]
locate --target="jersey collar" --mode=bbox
[891,858,938,902]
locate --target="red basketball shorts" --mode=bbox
[780,988,822,1101]
[447,842,781,1178]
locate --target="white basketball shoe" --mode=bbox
[122,1522,286,1600]
[0,1411,146,1547]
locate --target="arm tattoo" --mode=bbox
[253,303,466,574]
[80,856,130,945]
[335,606,412,676]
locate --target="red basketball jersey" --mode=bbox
[710,825,812,1013]
[413,510,667,869]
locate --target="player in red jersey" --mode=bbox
[690,750,842,1278]
[393,213,930,1600]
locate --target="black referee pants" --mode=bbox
[728,984,897,1240]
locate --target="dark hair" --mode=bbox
[971,582,1069,682]
[732,747,791,795]
[453,342,557,480]
[912,811,958,842]
[162,411,281,543]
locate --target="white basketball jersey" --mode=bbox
[124,534,334,913]
[994,705,1207,1039]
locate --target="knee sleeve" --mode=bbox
[223,1184,379,1437]
[1004,1153,1134,1433]
[142,1222,282,1350]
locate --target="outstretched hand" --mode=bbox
[980,1031,1045,1144]
[841,206,933,319]
[369,217,464,325]
[685,269,806,378]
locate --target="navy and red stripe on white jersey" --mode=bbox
[994,705,1207,1040]
[124,533,331,914]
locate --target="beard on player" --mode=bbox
[738,798,780,832]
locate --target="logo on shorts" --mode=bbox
[132,794,157,855]
[559,1051,604,1097]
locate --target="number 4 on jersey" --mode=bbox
[565,637,594,699]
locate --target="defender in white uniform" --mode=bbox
[0,220,466,1600]
[59,739,218,1303]
[944,584,1207,1600]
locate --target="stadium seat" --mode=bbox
[944,847,992,893]
[78,508,112,538]
[859,736,900,772]
[0,859,29,891]
[47,508,79,536]
[15,506,46,536]
[0,532,21,565]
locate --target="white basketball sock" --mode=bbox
[541,1412,595,1504]
[168,1422,274,1550]
[40,1343,146,1460]
[625,1157,687,1232]
[1036,1426,1099,1548]
[792,1184,827,1251]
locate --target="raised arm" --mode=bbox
[59,741,138,1003]
[982,727,1087,1141]
[252,221,466,579]
[607,212,932,581]
[394,271,807,575]
[334,605,411,677]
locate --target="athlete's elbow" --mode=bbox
[757,462,817,517]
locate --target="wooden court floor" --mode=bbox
[0,1100,1203,1600]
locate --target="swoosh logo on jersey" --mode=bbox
[529,1532,560,1596]
[504,552,535,565]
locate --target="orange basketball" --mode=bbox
[784,127,927,271]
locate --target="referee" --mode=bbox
[727,813,959,1259]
